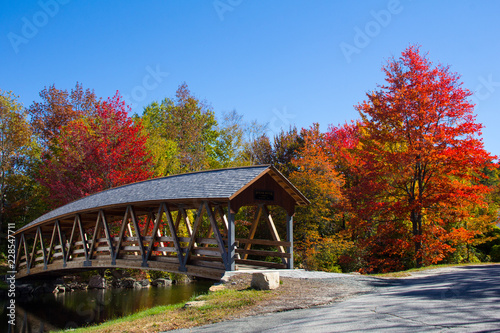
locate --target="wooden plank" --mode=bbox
[188,256,223,262]
[151,256,179,263]
[195,238,220,245]
[193,248,221,256]
[235,259,287,269]
[236,248,291,258]
[235,238,291,247]
[121,246,142,251]
[95,246,112,252]
[152,246,177,252]
[157,236,174,242]
[188,259,225,270]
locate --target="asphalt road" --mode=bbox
[174,265,500,332]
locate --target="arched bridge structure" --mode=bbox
[13,166,309,280]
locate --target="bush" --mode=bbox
[299,235,355,273]
[491,245,500,262]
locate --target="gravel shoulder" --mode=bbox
[215,270,381,319]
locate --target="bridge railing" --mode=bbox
[15,201,292,279]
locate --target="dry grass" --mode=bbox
[61,274,353,333]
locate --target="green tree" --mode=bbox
[141,83,251,175]
[246,127,303,177]
[0,91,44,234]
[142,83,219,174]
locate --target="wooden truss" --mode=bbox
[15,201,293,280]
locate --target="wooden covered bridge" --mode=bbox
[13,165,309,280]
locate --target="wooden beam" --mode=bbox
[205,202,227,268]
[243,204,263,260]
[182,203,205,268]
[55,220,67,267]
[29,230,39,270]
[145,203,164,262]
[88,211,103,259]
[286,214,294,269]
[76,214,91,265]
[263,205,287,265]
[226,202,236,271]
[216,205,229,235]
[236,248,292,258]
[46,222,58,267]
[114,206,132,262]
[128,205,146,264]
[179,207,197,248]
[164,203,185,269]
[263,206,286,253]
[38,227,48,270]
[98,210,116,263]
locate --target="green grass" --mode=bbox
[56,287,272,333]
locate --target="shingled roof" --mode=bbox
[16,165,309,234]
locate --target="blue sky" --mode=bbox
[2,1,500,156]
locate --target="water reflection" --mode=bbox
[2,282,211,333]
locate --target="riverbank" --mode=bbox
[64,271,377,333]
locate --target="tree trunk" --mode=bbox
[411,209,423,268]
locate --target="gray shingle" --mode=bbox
[18,166,270,232]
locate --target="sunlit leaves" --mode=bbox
[38,92,154,207]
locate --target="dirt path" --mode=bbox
[218,272,377,319]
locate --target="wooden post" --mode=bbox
[286,214,293,269]
[226,202,236,271]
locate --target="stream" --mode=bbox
[1,281,212,333]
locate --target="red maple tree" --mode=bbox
[329,46,496,271]
[39,92,154,207]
